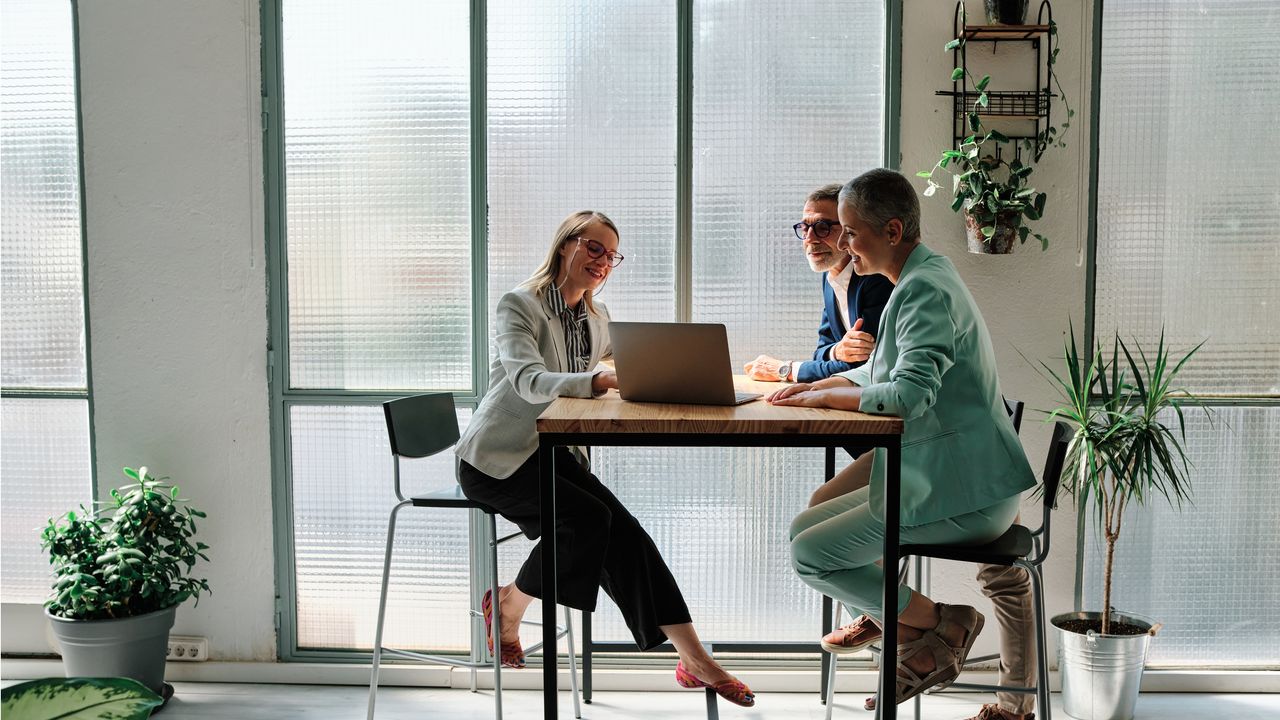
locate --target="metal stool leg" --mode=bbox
[368,501,409,720]
[564,607,581,719]
[489,513,503,720]
[824,601,842,720]
[1028,562,1051,720]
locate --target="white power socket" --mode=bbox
[166,635,209,662]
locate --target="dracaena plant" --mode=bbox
[918,9,1074,250]
[1035,324,1213,633]
[42,467,210,621]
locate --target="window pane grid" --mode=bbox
[1,0,86,390]
[291,404,474,651]
[692,0,885,368]
[283,0,472,392]
[487,0,678,340]
[1,398,92,603]
[1082,406,1280,667]
[1094,0,1280,396]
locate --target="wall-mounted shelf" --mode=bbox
[936,0,1055,159]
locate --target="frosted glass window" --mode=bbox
[692,0,885,368]
[1082,406,1280,667]
[282,0,472,391]
[0,0,91,604]
[0,399,92,602]
[1,0,85,389]
[487,0,676,335]
[291,404,473,651]
[580,447,828,643]
[1094,0,1280,396]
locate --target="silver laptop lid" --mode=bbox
[609,322,750,406]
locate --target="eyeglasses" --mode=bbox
[793,219,841,240]
[577,237,625,267]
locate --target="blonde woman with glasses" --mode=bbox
[455,210,754,708]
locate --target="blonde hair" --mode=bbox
[520,210,619,316]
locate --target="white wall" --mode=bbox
[900,0,1091,664]
[3,0,1091,668]
[78,0,273,661]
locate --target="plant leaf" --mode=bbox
[976,74,991,91]
[951,67,964,81]
[1,677,163,720]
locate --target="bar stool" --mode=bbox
[823,419,1069,720]
[366,392,581,720]
[821,398,1030,719]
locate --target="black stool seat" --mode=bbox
[410,485,497,514]
[901,524,1032,567]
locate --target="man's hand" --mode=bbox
[745,354,787,382]
[591,370,618,394]
[833,317,876,363]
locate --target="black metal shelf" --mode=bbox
[944,0,1055,161]
[936,89,1052,119]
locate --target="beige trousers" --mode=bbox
[976,562,1037,716]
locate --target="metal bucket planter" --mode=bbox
[1053,610,1157,720]
[47,605,177,693]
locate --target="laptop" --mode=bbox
[608,322,761,406]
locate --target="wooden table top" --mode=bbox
[536,376,903,436]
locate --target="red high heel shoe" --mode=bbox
[675,660,755,707]
[481,588,525,669]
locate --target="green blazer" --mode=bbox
[839,244,1034,526]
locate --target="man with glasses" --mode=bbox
[745,183,892,389]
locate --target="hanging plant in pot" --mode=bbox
[1035,326,1213,720]
[919,12,1073,254]
[42,466,211,699]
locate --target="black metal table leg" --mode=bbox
[540,442,559,719]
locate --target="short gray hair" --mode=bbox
[806,183,844,205]
[838,169,920,242]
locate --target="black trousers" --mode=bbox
[457,448,691,650]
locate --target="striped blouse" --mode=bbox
[544,288,591,373]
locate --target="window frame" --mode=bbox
[1077,0,1280,663]
[261,0,904,662]
[0,0,99,608]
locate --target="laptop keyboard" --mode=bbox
[734,392,762,404]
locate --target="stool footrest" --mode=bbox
[380,647,489,669]
[935,682,1036,694]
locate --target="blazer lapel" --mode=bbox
[540,291,568,372]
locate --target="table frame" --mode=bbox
[536,427,902,719]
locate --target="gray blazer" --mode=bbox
[455,286,612,479]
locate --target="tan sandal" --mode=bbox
[893,604,985,705]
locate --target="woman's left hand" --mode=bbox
[770,385,863,411]
[769,387,833,408]
[767,383,813,403]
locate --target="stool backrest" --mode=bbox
[1004,397,1025,434]
[383,393,459,459]
[1041,421,1071,510]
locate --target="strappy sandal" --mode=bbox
[481,588,525,669]
[929,603,986,693]
[894,604,985,705]
[675,661,755,707]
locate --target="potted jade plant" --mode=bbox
[1036,326,1212,720]
[918,8,1074,254]
[42,466,211,696]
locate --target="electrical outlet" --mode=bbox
[166,635,209,662]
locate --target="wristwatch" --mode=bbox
[775,362,793,382]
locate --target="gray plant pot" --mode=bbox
[1053,610,1156,720]
[47,605,177,693]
